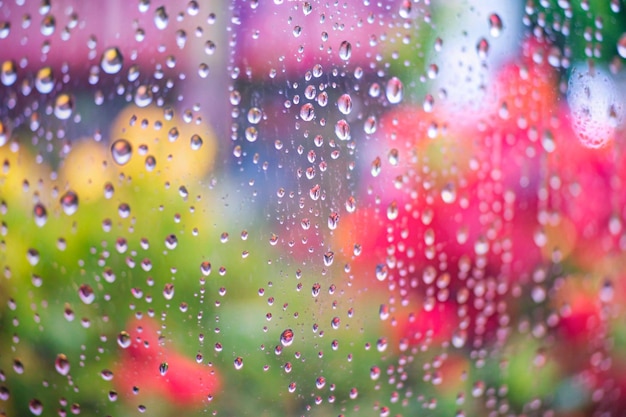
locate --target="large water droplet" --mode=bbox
[337,94,352,115]
[385,77,403,104]
[60,191,79,215]
[488,13,503,38]
[101,47,124,74]
[111,139,132,165]
[280,329,294,347]
[55,354,70,376]
[54,93,74,120]
[339,41,352,60]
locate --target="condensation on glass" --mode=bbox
[1,1,626,416]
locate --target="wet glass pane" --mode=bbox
[1,1,626,416]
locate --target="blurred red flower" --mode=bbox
[115,318,220,408]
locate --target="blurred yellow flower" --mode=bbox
[109,105,218,183]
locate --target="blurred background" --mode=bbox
[1,1,626,416]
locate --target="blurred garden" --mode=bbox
[2,1,626,416]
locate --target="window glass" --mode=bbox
[1,1,626,416]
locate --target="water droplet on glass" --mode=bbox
[60,191,79,215]
[385,77,403,104]
[330,317,340,329]
[33,203,47,227]
[300,103,315,121]
[111,139,132,165]
[55,354,70,376]
[190,134,203,150]
[339,40,352,60]
[159,362,168,376]
[101,47,124,74]
[375,264,388,281]
[134,85,153,107]
[163,283,175,300]
[154,6,169,29]
[618,33,626,59]
[78,284,95,304]
[117,331,131,348]
[323,251,334,266]
[337,94,352,115]
[40,14,55,36]
[399,0,411,18]
[488,13,503,38]
[234,356,244,370]
[476,38,489,60]
[29,399,43,416]
[280,329,294,347]
[335,119,350,140]
[315,376,326,389]
[35,67,54,94]
[441,183,456,203]
[54,94,74,120]
[1,60,17,86]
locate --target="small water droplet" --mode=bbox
[159,362,168,376]
[234,356,244,370]
[154,6,169,29]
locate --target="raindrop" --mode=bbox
[330,317,340,329]
[190,134,203,150]
[101,47,124,74]
[55,354,70,376]
[619,33,626,59]
[375,264,388,281]
[323,251,334,266]
[29,399,43,416]
[476,38,489,60]
[163,283,175,300]
[339,41,352,60]
[300,103,315,121]
[441,183,456,203]
[33,203,47,227]
[399,0,411,18]
[488,13,503,38]
[280,329,294,347]
[1,60,17,86]
[35,67,54,94]
[234,356,244,370]
[78,284,95,304]
[316,376,326,389]
[159,362,168,376]
[247,107,262,124]
[60,191,79,215]
[385,77,403,104]
[111,139,133,165]
[40,14,55,36]
[134,85,153,107]
[54,94,74,120]
[154,6,169,29]
[337,94,353,115]
[335,119,350,140]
